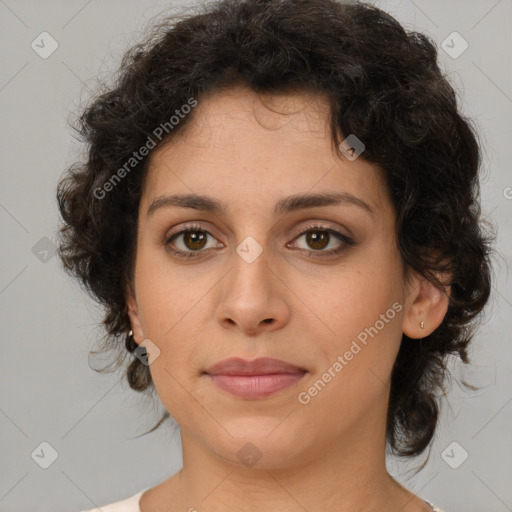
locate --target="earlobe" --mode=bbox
[125,284,145,343]
[402,273,451,340]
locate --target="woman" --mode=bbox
[56,0,494,510]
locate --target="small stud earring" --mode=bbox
[128,329,133,337]
[420,321,424,329]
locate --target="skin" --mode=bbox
[126,85,450,512]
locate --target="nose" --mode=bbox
[215,250,291,336]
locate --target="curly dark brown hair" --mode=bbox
[56,0,496,465]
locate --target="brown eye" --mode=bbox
[290,225,355,258]
[180,231,208,251]
[164,224,222,258]
[304,231,330,251]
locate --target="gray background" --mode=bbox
[0,0,511,511]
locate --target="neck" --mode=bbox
[159,401,427,512]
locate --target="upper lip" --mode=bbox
[204,357,307,376]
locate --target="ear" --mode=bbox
[402,270,451,339]
[125,283,145,344]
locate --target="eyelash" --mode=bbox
[163,223,355,259]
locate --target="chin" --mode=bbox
[206,421,312,471]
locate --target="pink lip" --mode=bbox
[204,357,307,399]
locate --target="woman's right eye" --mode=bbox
[164,225,222,258]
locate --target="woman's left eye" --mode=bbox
[164,224,354,259]
[289,225,354,257]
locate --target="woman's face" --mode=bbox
[126,86,427,469]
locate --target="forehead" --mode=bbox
[163,86,333,154]
[141,86,391,217]
[196,85,331,132]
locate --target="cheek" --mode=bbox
[292,246,404,394]
[298,261,401,345]
[134,245,210,337]
[140,314,207,428]
[294,273,403,433]
[132,256,206,404]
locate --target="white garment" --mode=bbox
[80,488,147,512]
[81,488,445,512]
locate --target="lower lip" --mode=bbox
[207,372,307,399]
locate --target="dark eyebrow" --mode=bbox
[146,192,375,217]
